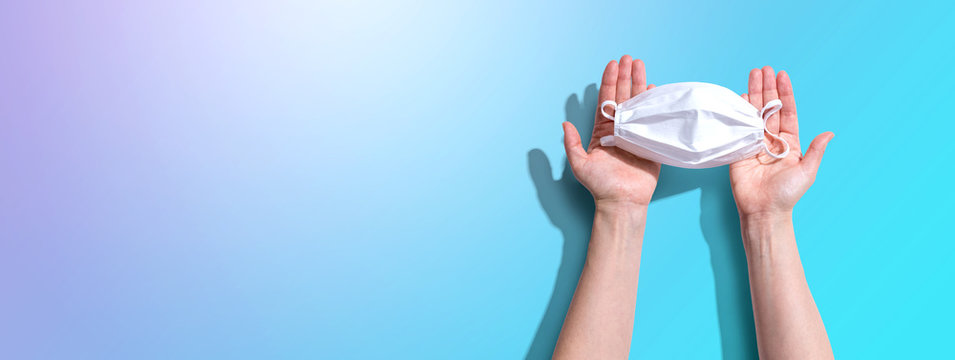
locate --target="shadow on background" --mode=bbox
[525,84,757,359]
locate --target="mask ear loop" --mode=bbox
[599,100,618,147]
[600,100,617,120]
[759,99,789,159]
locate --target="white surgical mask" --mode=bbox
[599,82,789,168]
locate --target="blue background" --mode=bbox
[1,0,953,359]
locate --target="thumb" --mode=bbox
[801,132,835,177]
[562,122,587,171]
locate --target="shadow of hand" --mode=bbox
[524,85,597,360]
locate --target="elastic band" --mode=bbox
[759,99,789,159]
[599,100,618,147]
[600,135,615,147]
[600,100,617,120]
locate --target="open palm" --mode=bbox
[730,67,834,216]
[563,56,660,206]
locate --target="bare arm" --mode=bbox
[553,202,646,359]
[732,67,834,359]
[552,56,660,359]
[741,212,830,360]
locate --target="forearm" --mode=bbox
[553,201,646,360]
[741,212,832,360]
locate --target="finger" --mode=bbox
[563,122,588,171]
[597,60,618,110]
[777,71,799,142]
[591,60,618,147]
[632,59,647,97]
[616,55,633,104]
[647,84,656,90]
[748,69,763,110]
[742,93,749,102]
[762,66,780,134]
[801,132,834,178]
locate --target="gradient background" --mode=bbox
[2,0,953,359]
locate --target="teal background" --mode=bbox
[1,0,953,359]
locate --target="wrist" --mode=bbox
[739,210,793,225]
[595,198,649,212]
[592,200,647,247]
[739,211,796,258]
[594,200,647,226]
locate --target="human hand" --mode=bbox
[730,67,834,217]
[562,55,660,207]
